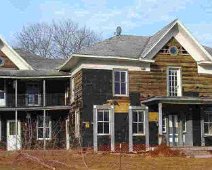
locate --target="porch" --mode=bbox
[0,110,70,151]
[0,79,70,108]
[142,96,212,147]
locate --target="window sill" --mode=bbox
[37,138,51,141]
[132,134,145,136]
[97,134,110,136]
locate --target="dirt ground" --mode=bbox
[0,150,212,170]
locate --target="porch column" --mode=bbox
[145,106,149,149]
[15,79,18,150]
[129,106,133,152]
[93,105,97,152]
[200,108,205,146]
[158,103,163,145]
[178,117,183,146]
[110,106,115,152]
[43,80,46,150]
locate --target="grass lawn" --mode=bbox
[0,150,211,170]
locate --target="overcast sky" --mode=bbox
[2,0,212,46]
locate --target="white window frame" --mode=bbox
[37,115,52,140]
[75,110,80,138]
[162,116,167,133]
[113,69,128,97]
[204,111,212,136]
[97,109,110,135]
[132,110,145,136]
[167,67,182,97]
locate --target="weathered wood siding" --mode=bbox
[129,38,212,98]
[0,51,18,69]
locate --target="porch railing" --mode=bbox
[3,93,69,108]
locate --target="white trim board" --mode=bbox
[0,35,33,70]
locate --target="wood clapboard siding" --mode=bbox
[129,53,212,98]
[0,50,18,69]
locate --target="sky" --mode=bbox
[2,0,212,46]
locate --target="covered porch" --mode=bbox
[142,96,212,147]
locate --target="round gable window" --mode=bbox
[169,46,178,56]
[0,57,5,66]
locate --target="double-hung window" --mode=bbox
[132,110,145,135]
[37,115,51,140]
[167,67,182,96]
[97,109,110,135]
[113,70,128,96]
[204,111,212,135]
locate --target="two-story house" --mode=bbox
[60,19,212,152]
[2,19,212,152]
[0,37,71,150]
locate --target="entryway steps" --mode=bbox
[174,147,212,158]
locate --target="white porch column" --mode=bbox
[43,79,46,150]
[158,103,163,145]
[93,105,98,152]
[110,105,115,152]
[15,79,18,150]
[145,106,149,148]
[129,106,133,152]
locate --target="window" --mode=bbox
[167,67,182,96]
[162,116,166,133]
[169,46,178,56]
[0,57,4,66]
[37,115,51,140]
[113,70,128,96]
[97,109,109,135]
[26,83,41,106]
[204,111,212,135]
[132,110,145,135]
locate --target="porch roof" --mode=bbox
[141,96,212,105]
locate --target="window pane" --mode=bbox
[138,123,144,133]
[104,123,109,134]
[9,122,16,135]
[209,123,212,135]
[114,71,120,82]
[204,123,208,134]
[45,128,50,138]
[133,112,137,122]
[45,117,50,127]
[98,122,103,134]
[115,82,120,94]
[98,111,103,121]
[38,128,43,138]
[121,72,126,82]
[121,83,126,94]
[104,111,109,121]
[133,123,137,134]
[138,112,144,122]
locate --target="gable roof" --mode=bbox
[72,19,212,61]
[0,36,33,70]
[78,35,150,58]
[15,49,65,70]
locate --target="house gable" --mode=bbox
[0,36,33,70]
[0,50,18,69]
[142,20,212,62]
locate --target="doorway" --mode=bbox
[7,120,21,151]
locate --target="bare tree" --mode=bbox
[15,19,101,59]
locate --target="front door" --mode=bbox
[7,120,21,151]
[0,80,6,107]
[168,115,178,146]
